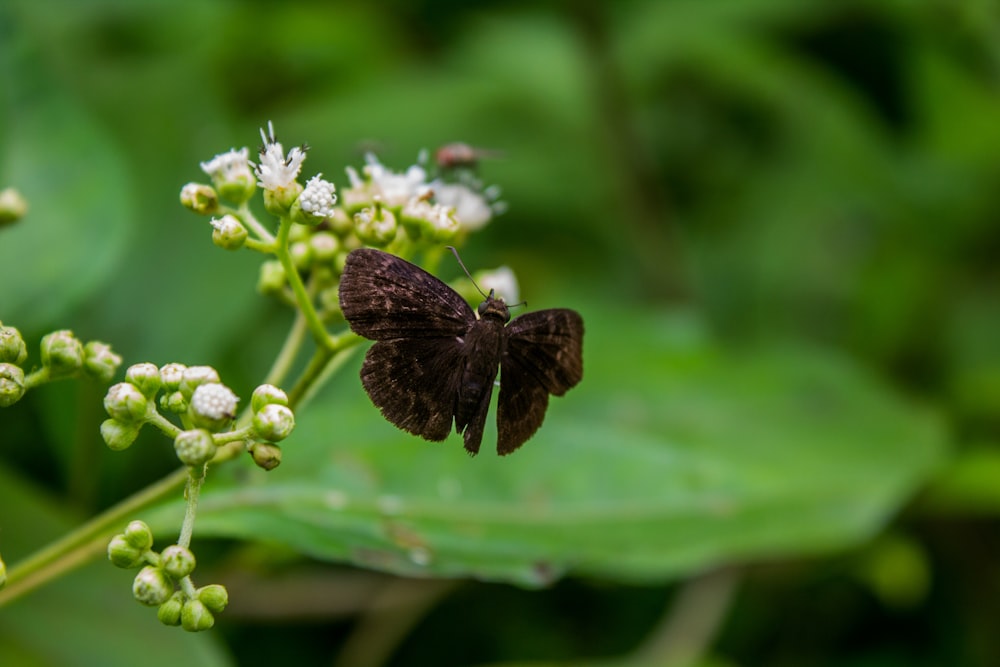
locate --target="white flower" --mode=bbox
[251,121,307,190]
[200,147,252,184]
[477,266,519,305]
[431,182,495,231]
[299,174,338,218]
[191,382,239,421]
[363,154,428,207]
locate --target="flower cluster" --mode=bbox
[108,520,227,632]
[0,323,121,407]
[100,362,294,470]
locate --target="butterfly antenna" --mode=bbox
[446,246,489,299]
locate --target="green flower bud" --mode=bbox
[251,384,289,413]
[252,403,295,442]
[174,429,217,467]
[180,182,219,215]
[327,206,354,237]
[263,181,303,217]
[160,390,188,414]
[101,418,141,451]
[133,566,173,606]
[189,382,239,432]
[0,188,28,227]
[180,366,220,400]
[291,174,338,226]
[160,363,187,391]
[104,382,150,423]
[258,260,287,295]
[354,203,397,247]
[40,330,84,376]
[181,598,215,632]
[124,520,154,551]
[210,214,248,250]
[108,534,146,568]
[161,545,196,579]
[0,324,27,365]
[157,592,184,626]
[126,362,163,398]
[0,363,26,407]
[82,341,122,383]
[290,240,313,270]
[248,441,282,471]
[197,584,229,613]
[309,231,340,263]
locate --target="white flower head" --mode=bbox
[200,147,252,184]
[191,382,239,421]
[299,174,338,219]
[251,121,307,191]
[477,266,519,305]
[363,153,428,208]
[431,182,497,231]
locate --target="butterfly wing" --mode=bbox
[339,248,474,340]
[497,308,584,455]
[361,337,464,441]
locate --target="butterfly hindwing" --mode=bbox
[339,248,474,340]
[361,336,465,441]
[497,309,584,454]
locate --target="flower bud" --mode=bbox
[189,383,239,431]
[327,206,354,237]
[82,341,122,383]
[262,181,303,217]
[126,362,163,398]
[133,566,173,606]
[108,534,146,569]
[197,584,229,613]
[181,598,215,632]
[157,592,184,626]
[290,240,313,270]
[309,231,340,263]
[160,390,188,414]
[248,441,282,471]
[174,429,217,466]
[104,382,150,423]
[180,182,219,215]
[251,384,289,413]
[252,403,295,442]
[0,363,26,407]
[101,418,141,451]
[160,363,187,391]
[200,147,255,204]
[124,520,154,551]
[161,545,196,579]
[354,202,397,246]
[0,188,28,227]
[292,174,338,226]
[0,324,27,365]
[258,260,287,295]
[40,330,84,376]
[180,366,220,400]
[210,214,248,250]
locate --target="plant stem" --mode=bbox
[274,217,334,350]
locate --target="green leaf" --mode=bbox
[0,465,231,667]
[145,307,946,586]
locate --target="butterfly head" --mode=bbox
[477,289,511,324]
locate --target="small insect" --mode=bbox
[338,248,584,455]
[433,143,503,170]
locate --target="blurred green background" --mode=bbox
[1,0,999,665]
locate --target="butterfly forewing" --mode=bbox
[339,248,473,339]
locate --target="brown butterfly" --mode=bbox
[338,248,583,455]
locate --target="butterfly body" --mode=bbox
[339,248,583,456]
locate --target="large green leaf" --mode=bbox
[143,308,946,586]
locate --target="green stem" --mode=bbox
[263,293,311,389]
[177,466,206,549]
[0,466,189,609]
[274,217,334,350]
